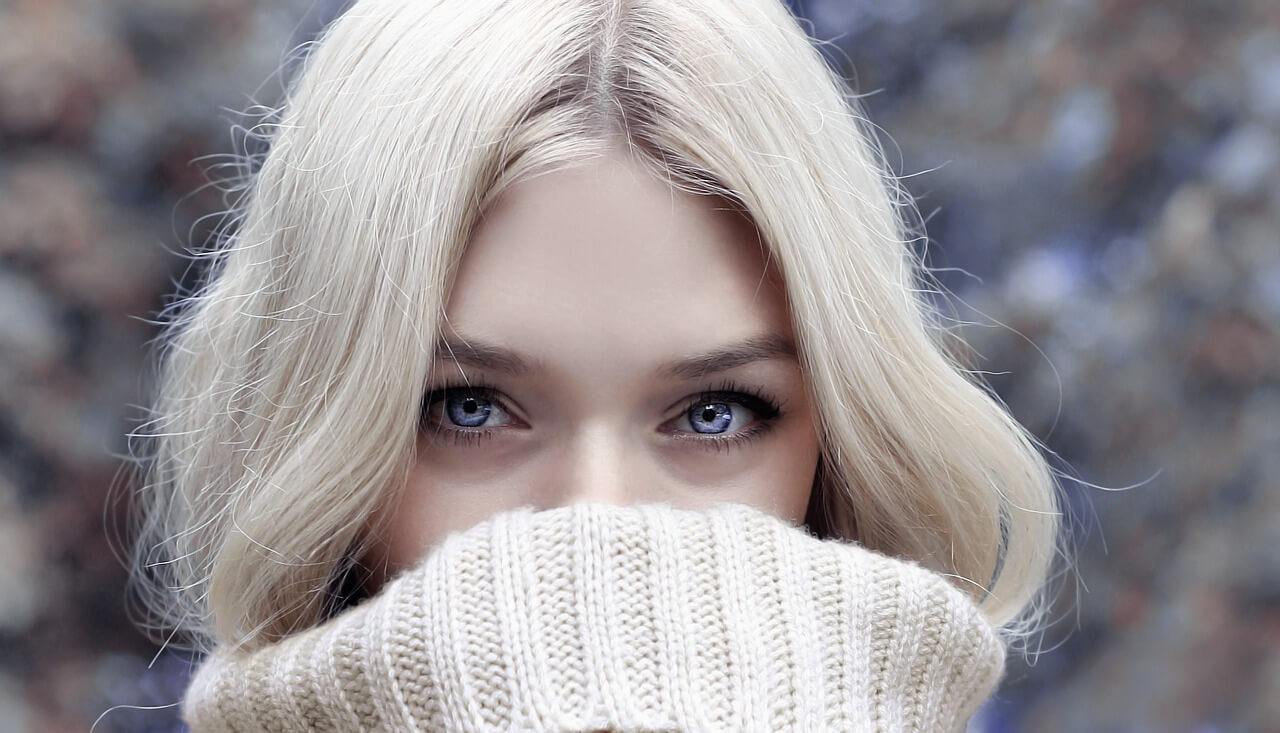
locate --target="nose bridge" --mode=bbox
[554,422,642,508]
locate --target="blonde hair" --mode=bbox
[130,0,1063,653]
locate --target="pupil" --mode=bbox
[701,406,718,422]
[446,394,492,427]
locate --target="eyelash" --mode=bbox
[419,380,783,451]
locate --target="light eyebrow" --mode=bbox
[659,334,797,380]
[432,336,539,376]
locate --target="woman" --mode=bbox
[131,0,1064,728]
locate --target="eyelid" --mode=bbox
[667,385,782,422]
[664,421,775,453]
[421,383,497,415]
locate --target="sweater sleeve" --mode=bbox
[184,502,1006,732]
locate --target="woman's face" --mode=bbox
[382,150,821,570]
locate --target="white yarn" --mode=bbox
[184,502,1006,731]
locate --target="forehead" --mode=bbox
[442,152,794,372]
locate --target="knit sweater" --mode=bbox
[183,502,1006,732]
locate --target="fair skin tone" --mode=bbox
[381,149,821,571]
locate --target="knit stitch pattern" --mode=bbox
[183,502,1006,732]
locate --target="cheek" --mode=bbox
[668,415,819,525]
[731,388,822,524]
[381,449,531,571]
[760,417,822,524]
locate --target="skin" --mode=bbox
[381,149,821,571]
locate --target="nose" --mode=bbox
[543,425,650,509]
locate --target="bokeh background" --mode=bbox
[1,0,1276,730]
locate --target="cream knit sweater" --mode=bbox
[183,503,1006,731]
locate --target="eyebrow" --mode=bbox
[433,336,540,376]
[659,334,797,379]
[432,333,796,379]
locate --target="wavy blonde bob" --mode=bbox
[130,0,1062,653]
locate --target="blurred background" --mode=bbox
[0,0,1276,730]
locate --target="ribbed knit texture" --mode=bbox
[183,502,1006,732]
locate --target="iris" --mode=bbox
[447,395,492,427]
[689,402,733,434]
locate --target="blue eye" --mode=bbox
[421,387,517,432]
[687,402,735,434]
[671,389,779,438]
[446,394,493,427]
